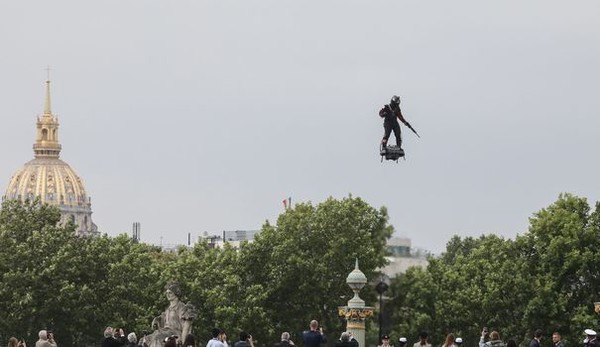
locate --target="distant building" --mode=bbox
[2,79,99,236]
[223,229,260,242]
[199,229,260,249]
[380,237,429,278]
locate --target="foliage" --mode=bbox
[240,196,393,345]
[388,194,600,347]
[0,199,163,346]
[3,194,598,347]
[0,196,393,347]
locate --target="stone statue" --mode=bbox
[144,282,196,347]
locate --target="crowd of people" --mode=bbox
[377,327,600,347]
[1,318,323,347]
[11,320,600,347]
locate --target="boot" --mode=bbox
[380,142,387,155]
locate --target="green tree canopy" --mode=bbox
[0,195,394,347]
[240,196,394,344]
[388,193,600,347]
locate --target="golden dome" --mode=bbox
[5,158,91,208]
[2,79,98,236]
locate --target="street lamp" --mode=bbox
[375,277,389,343]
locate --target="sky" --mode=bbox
[1,1,599,254]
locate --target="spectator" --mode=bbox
[378,335,393,347]
[551,332,563,347]
[479,331,504,347]
[8,337,26,347]
[334,332,353,347]
[164,336,178,347]
[303,320,326,347]
[530,330,543,347]
[345,332,358,347]
[413,332,430,347]
[442,334,455,347]
[280,332,295,347]
[584,329,599,347]
[454,338,463,347]
[183,334,197,347]
[507,340,517,347]
[220,330,229,347]
[101,327,125,347]
[35,330,56,347]
[233,332,253,347]
[127,333,138,347]
[399,338,408,347]
[207,328,226,347]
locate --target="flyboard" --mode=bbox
[380,145,405,163]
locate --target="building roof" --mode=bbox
[2,79,98,236]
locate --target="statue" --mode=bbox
[144,282,196,347]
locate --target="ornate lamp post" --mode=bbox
[375,276,389,343]
[338,259,374,347]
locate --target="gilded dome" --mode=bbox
[5,158,90,208]
[2,79,98,236]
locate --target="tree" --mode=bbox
[0,199,163,346]
[240,196,394,345]
[387,194,600,347]
[0,198,77,343]
[515,193,600,345]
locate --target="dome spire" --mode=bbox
[44,66,52,115]
[33,74,61,158]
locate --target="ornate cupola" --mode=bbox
[2,78,99,236]
[33,80,62,158]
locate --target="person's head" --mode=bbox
[399,337,408,346]
[391,95,401,106]
[419,332,428,343]
[212,328,221,339]
[219,330,227,341]
[8,337,19,347]
[281,332,290,341]
[38,330,48,340]
[381,335,390,344]
[104,327,114,338]
[183,334,196,347]
[534,330,543,339]
[552,332,561,343]
[455,338,463,346]
[444,334,455,347]
[340,332,350,342]
[164,335,178,347]
[310,320,319,330]
[490,331,500,341]
[239,331,250,342]
[585,329,597,339]
[507,340,517,347]
[128,332,137,343]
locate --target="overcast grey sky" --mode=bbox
[1,1,599,253]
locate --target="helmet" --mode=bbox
[391,95,400,104]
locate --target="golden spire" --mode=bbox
[44,81,52,115]
[44,66,52,115]
[33,74,62,159]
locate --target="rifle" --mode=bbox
[405,122,420,138]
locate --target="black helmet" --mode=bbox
[391,95,400,105]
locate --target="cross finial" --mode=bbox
[45,65,51,81]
